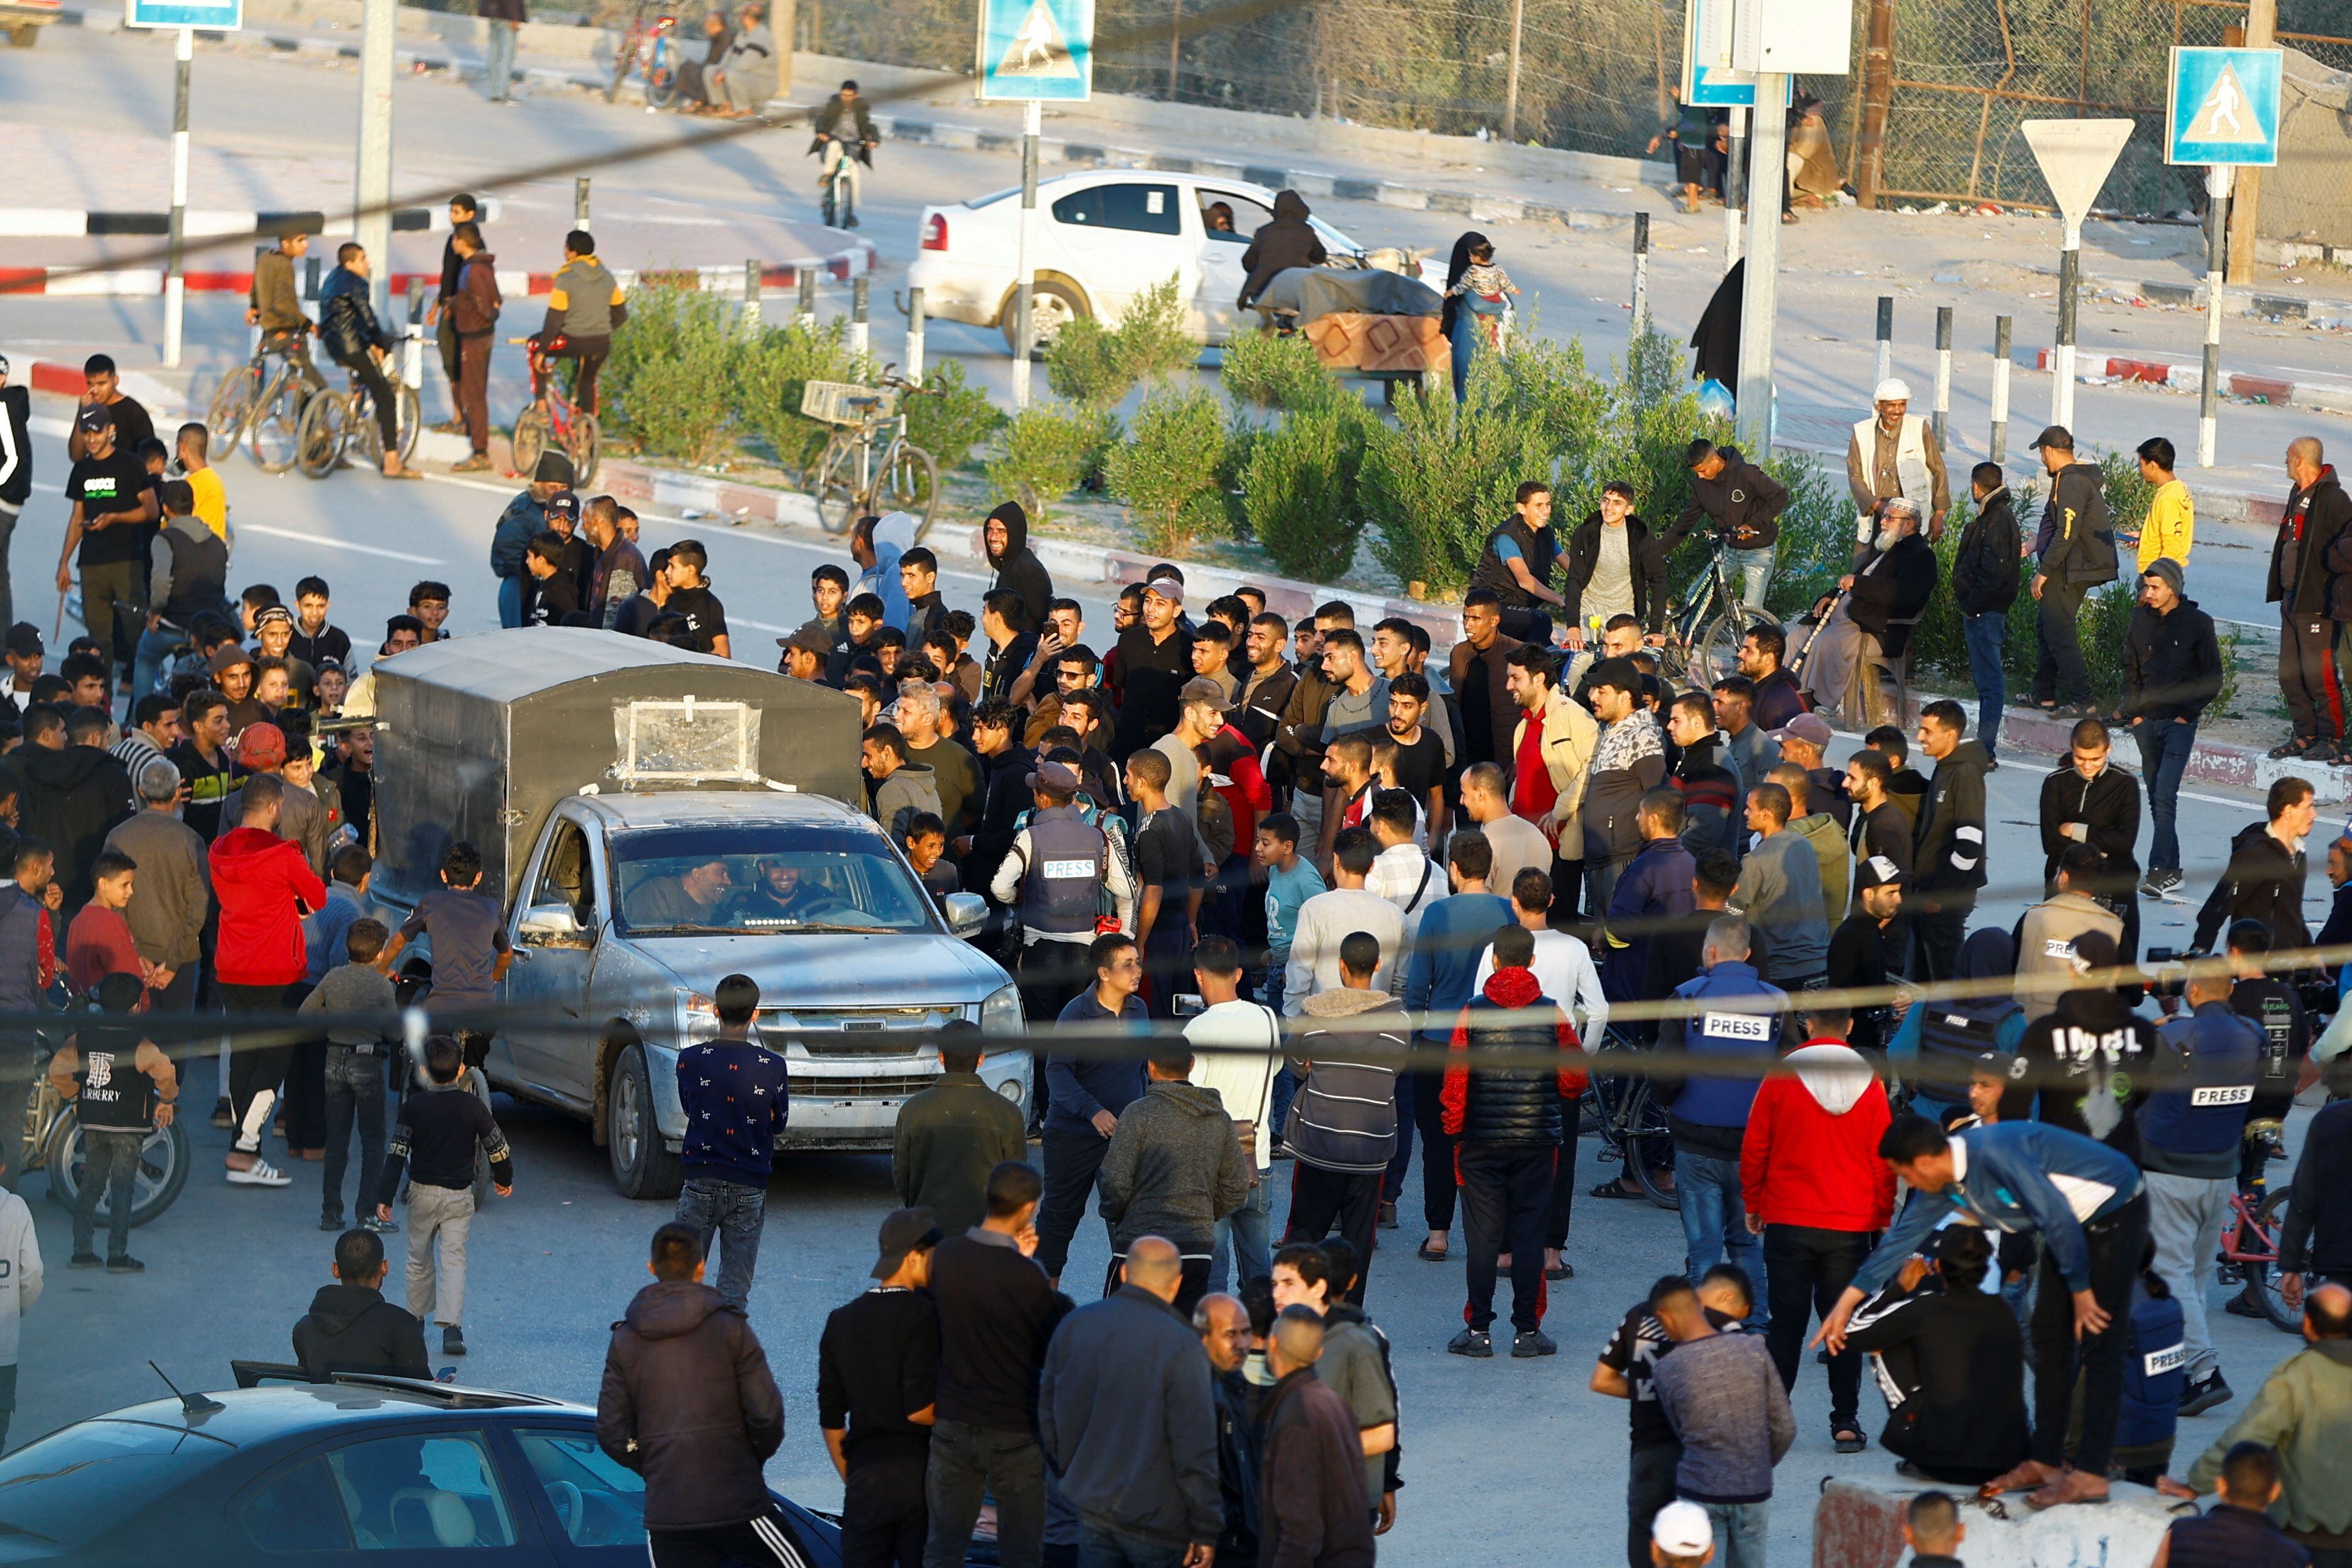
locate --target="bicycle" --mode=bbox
[2216,1119,2300,1332]
[207,335,320,472]
[509,334,602,487]
[293,362,422,480]
[13,1048,191,1227]
[807,369,938,540]
[1579,1025,1677,1209]
[816,136,871,229]
[1662,541,1777,689]
[606,1,684,109]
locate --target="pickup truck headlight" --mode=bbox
[980,984,1022,1038]
[676,989,722,1047]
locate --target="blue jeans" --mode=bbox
[497,574,525,629]
[1078,1520,1188,1568]
[131,624,186,705]
[1209,1174,1273,1293]
[483,18,517,99]
[2135,718,2197,874]
[1699,1501,1768,1568]
[322,1045,387,1222]
[676,1177,766,1309]
[1725,545,1775,611]
[1962,611,2007,760]
[1677,1152,1766,1323]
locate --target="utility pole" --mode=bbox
[1011,97,1040,408]
[164,26,192,368]
[354,0,396,325]
[1724,105,1746,265]
[1733,73,1787,451]
[1167,0,1179,99]
[2225,0,2275,285]
[1856,0,1893,207]
[1502,0,1524,143]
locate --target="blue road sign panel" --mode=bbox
[1690,65,1755,108]
[125,0,241,27]
[2167,46,2281,166]
[978,0,1092,101]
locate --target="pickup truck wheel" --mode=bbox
[607,1043,682,1200]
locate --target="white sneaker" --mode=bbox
[227,1160,293,1187]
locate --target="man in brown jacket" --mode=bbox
[599,1222,799,1567]
[1258,1305,1376,1568]
[1449,590,1525,773]
[448,222,501,471]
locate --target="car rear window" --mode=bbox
[1050,183,1182,235]
[0,1420,234,1550]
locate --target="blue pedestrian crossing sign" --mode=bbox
[2167,46,2282,166]
[978,0,1092,102]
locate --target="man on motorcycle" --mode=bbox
[811,80,879,227]
[318,246,416,481]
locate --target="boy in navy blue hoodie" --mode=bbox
[673,973,789,1310]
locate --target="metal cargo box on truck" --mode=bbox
[367,628,863,912]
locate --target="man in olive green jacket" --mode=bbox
[892,1024,1027,1234]
[2165,1282,2352,1557]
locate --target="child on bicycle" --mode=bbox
[49,971,178,1272]
[318,243,417,481]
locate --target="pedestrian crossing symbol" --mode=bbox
[979,0,1094,101]
[2167,46,2282,166]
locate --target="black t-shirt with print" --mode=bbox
[665,585,729,653]
[68,451,153,566]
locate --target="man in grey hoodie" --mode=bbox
[863,724,944,843]
[1285,930,1407,1304]
[1097,1045,1253,1313]
[1729,783,1829,989]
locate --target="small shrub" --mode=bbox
[903,357,1006,475]
[1221,327,1336,412]
[984,403,1117,523]
[1043,275,1198,406]
[1358,354,1545,592]
[1240,403,1366,582]
[1105,388,1230,557]
[602,284,741,466]
[731,317,876,481]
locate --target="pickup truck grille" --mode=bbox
[761,1005,957,1057]
[788,1072,939,1099]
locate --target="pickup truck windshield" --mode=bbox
[611,825,937,935]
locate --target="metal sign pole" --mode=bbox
[2053,219,2080,432]
[1012,96,1040,409]
[1733,72,1786,452]
[354,0,396,325]
[1989,314,2012,464]
[164,26,192,368]
[1724,105,1746,266]
[1933,304,1952,449]
[2199,163,2231,467]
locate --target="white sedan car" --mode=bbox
[908,170,1439,351]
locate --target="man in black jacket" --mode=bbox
[2123,558,2223,896]
[2280,1097,2352,1303]
[1951,462,2021,765]
[1910,700,1988,982]
[1469,481,1567,646]
[292,1228,430,1382]
[2037,719,2142,960]
[2275,436,2352,760]
[317,244,415,481]
[819,1209,942,1568]
[599,1222,798,1568]
[1559,483,1671,649]
[2027,426,2119,717]
[1667,439,1788,610]
[2196,776,2319,957]
[1841,1227,2028,1486]
[0,356,29,632]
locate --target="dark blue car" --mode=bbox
[0,1368,842,1567]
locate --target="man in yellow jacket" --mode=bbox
[2138,436,2194,572]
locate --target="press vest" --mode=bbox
[1853,413,1934,520]
[1915,995,2023,1105]
[1459,997,1564,1145]
[1018,805,1106,939]
[74,1025,158,1133]
[2142,1006,2262,1168]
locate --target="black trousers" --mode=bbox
[1285,1160,1381,1303]
[2035,1192,2148,1474]
[1762,1224,1875,1430]
[334,352,402,453]
[1910,900,1972,984]
[1406,1069,1458,1233]
[1498,607,1554,645]
[2033,578,2093,707]
[842,1452,929,1568]
[1035,1125,1111,1282]
[221,981,298,1155]
[1547,854,1586,931]
[924,1420,1044,1568]
[1545,1113,1579,1250]
[1626,1440,1682,1568]
[1458,1142,1553,1333]
[651,1508,810,1568]
[2280,609,2346,743]
[1016,940,1095,1123]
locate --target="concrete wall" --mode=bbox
[2261,48,2352,252]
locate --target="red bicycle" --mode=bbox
[606,1,684,108]
[509,334,601,486]
[2217,1119,2300,1332]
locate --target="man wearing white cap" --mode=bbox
[1845,379,1950,565]
[1650,1501,1715,1568]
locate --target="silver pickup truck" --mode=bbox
[367,629,1025,1198]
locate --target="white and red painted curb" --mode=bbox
[0,203,491,239]
[0,254,873,299]
[2031,345,2352,418]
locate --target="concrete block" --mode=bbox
[1332,177,1380,202]
[1423,190,1475,215]
[1469,197,1527,223]
[930,124,981,151]
[1813,1473,2180,1568]
[1375,183,1430,210]
[1242,166,1290,188]
[1286,172,1337,197]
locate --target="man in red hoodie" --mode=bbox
[1740,1001,1893,1454]
[1442,922,1587,1360]
[210,773,326,1188]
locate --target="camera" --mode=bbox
[2143,946,2194,1003]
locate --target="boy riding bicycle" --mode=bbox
[247,231,327,399]
[318,244,417,481]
